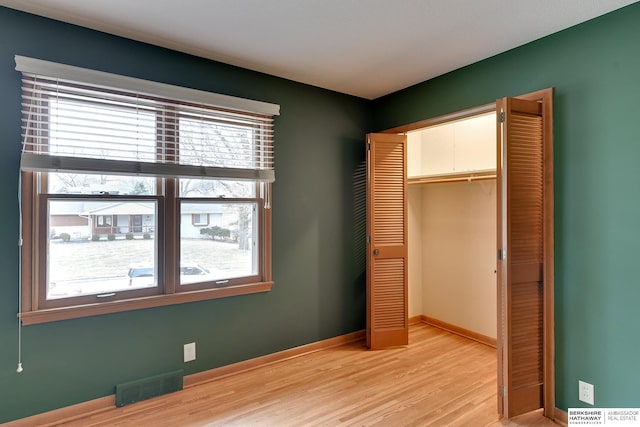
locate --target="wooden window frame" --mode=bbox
[20,176,273,325]
[37,194,165,310]
[18,98,274,325]
[16,57,278,326]
[178,198,263,291]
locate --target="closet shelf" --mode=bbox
[408,168,496,185]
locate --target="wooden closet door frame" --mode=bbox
[380,88,554,420]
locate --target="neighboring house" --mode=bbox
[50,201,231,239]
[180,203,232,239]
[83,202,155,236]
[49,201,90,240]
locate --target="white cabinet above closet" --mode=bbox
[407,112,496,181]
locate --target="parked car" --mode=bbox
[127,265,155,287]
[127,263,215,287]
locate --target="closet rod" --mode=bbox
[408,170,496,185]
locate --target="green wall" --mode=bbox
[0,7,370,422]
[2,3,640,422]
[373,3,640,412]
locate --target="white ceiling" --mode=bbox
[1,0,638,99]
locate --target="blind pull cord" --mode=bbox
[17,170,24,374]
[264,183,271,209]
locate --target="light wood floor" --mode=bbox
[58,324,558,426]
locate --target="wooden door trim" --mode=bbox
[382,102,496,134]
[376,89,554,420]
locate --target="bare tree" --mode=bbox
[51,173,90,191]
[236,205,252,251]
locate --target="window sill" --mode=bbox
[18,281,273,325]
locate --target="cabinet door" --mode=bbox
[407,114,496,178]
[407,125,455,178]
[453,113,496,172]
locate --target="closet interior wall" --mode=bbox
[407,114,497,340]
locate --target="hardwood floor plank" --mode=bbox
[56,324,557,426]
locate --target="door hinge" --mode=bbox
[367,142,371,150]
[500,386,506,397]
[499,112,505,123]
[498,249,507,261]
[367,235,371,244]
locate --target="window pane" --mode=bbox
[48,172,156,195]
[179,178,255,198]
[47,199,158,299]
[49,98,156,163]
[178,117,254,168]
[180,202,257,285]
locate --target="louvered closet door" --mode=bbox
[497,97,545,417]
[366,133,408,350]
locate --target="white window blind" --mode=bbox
[16,55,279,182]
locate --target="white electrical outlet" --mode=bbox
[184,342,196,363]
[579,380,594,405]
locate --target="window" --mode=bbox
[16,56,279,324]
[191,213,209,226]
[96,215,114,228]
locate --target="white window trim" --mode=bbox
[15,55,280,116]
